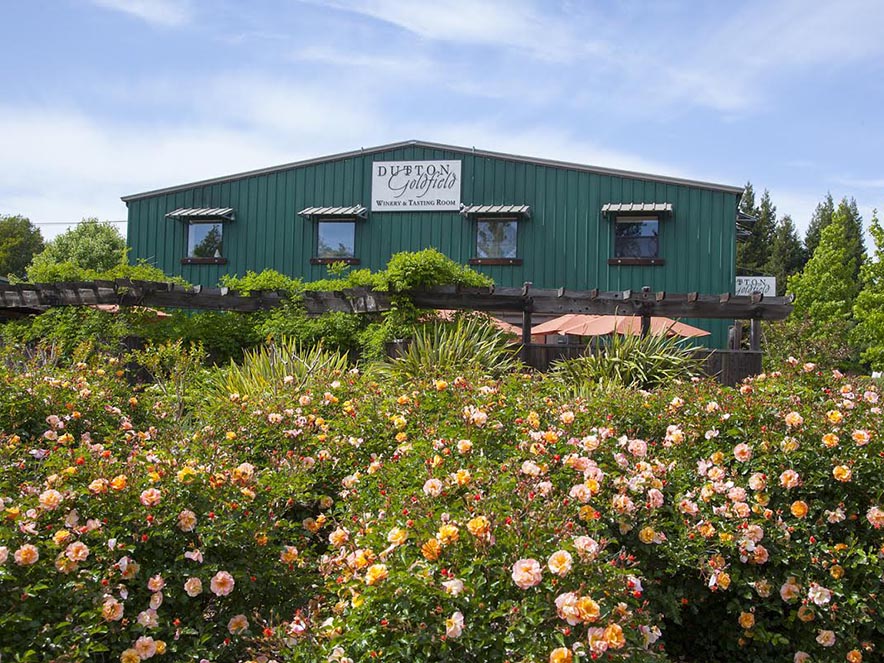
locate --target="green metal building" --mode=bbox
[123,140,745,346]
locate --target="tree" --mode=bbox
[804,192,835,260]
[0,215,44,278]
[764,214,804,295]
[737,186,776,275]
[788,204,861,328]
[27,219,126,282]
[851,210,884,370]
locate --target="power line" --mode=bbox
[31,220,127,226]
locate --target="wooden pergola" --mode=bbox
[0,279,792,355]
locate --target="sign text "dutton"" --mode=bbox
[371,160,462,211]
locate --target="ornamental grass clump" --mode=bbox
[551,331,705,393]
[379,316,520,381]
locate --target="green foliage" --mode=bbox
[803,195,865,283]
[762,316,859,372]
[552,331,705,392]
[788,205,861,327]
[378,315,520,381]
[26,219,126,281]
[851,210,884,370]
[0,214,43,278]
[381,248,493,291]
[219,269,303,295]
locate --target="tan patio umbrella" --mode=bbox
[532,314,710,338]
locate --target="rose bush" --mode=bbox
[0,348,881,662]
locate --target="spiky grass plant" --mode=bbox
[551,331,705,394]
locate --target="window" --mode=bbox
[317,220,355,259]
[187,222,223,258]
[614,216,658,259]
[476,218,518,259]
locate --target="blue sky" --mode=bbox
[1,0,882,240]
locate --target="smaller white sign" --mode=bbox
[735,276,776,296]
[371,160,461,211]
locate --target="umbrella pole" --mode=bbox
[641,313,651,337]
[521,309,532,364]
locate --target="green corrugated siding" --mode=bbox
[127,145,739,346]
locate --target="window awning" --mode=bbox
[601,202,672,215]
[165,207,235,221]
[298,205,367,220]
[460,204,531,218]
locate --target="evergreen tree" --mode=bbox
[765,214,804,295]
[851,210,884,369]
[837,196,866,283]
[804,193,835,259]
[788,205,861,328]
[737,187,775,275]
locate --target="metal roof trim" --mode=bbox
[165,207,235,221]
[122,140,745,202]
[297,205,367,220]
[601,202,673,215]
[460,204,532,218]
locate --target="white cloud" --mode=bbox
[315,0,604,61]
[90,0,193,27]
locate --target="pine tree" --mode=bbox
[838,197,866,283]
[765,214,804,295]
[804,193,835,260]
[788,205,861,327]
[737,187,775,275]
[851,210,884,369]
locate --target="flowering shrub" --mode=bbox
[1,349,882,662]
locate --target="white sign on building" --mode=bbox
[735,276,776,296]
[371,160,461,211]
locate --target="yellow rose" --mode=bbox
[829,564,844,579]
[437,524,459,546]
[833,465,852,482]
[421,538,442,561]
[364,563,388,586]
[466,516,491,538]
[549,647,573,663]
[603,623,626,649]
[790,500,809,519]
[638,527,656,544]
[387,527,408,546]
[738,612,755,629]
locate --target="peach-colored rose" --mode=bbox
[88,478,109,494]
[329,527,349,548]
[511,558,542,589]
[210,570,235,596]
[733,443,752,462]
[852,429,871,445]
[784,411,803,427]
[421,538,441,561]
[437,524,459,546]
[134,636,157,659]
[139,488,162,507]
[816,629,835,647]
[228,614,249,634]
[120,648,140,663]
[423,478,443,497]
[184,577,202,597]
[738,612,755,629]
[14,544,39,566]
[547,550,573,577]
[442,578,464,596]
[176,509,197,532]
[147,574,165,592]
[603,623,625,649]
[65,541,89,562]
[39,489,63,510]
[280,545,299,564]
[779,469,800,489]
[867,506,884,528]
[110,474,127,491]
[790,501,809,518]
[102,597,124,621]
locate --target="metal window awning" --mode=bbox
[460,204,531,218]
[165,208,235,221]
[298,205,367,220]
[601,202,672,215]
